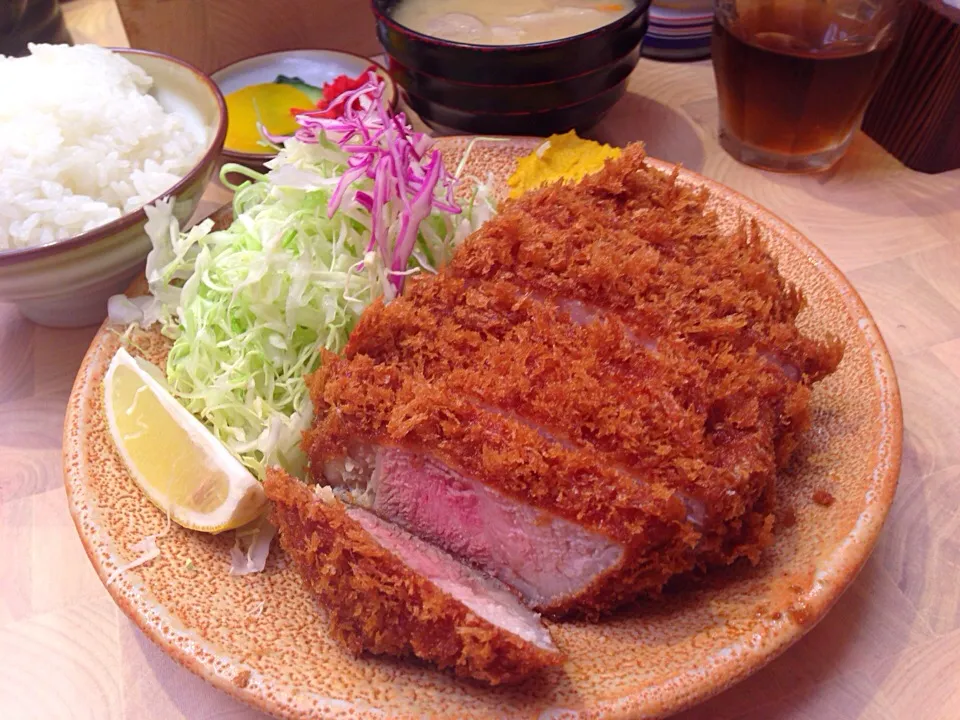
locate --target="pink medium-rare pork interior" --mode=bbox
[323,446,625,609]
[348,505,556,651]
[373,447,625,607]
[264,467,564,684]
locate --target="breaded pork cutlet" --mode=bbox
[306,351,700,617]
[450,145,843,465]
[265,467,564,685]
[451,145,841,381]
[317,275,778,587]
[298,143,841,621]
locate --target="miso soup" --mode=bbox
[391,0,634,46]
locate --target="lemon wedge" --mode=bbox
[103,347,266,533]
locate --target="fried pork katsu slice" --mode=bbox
[451,145,841,379]
[342,274,775,540]
[303,353,702,617]
[448,145,842,464]
[265,467,564,685]
[298,141,839,622]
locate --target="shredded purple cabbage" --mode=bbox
[280,72,462,296]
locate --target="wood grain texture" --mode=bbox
[862,0,960,174]
[114,0,380,73]
[0,1,957,718]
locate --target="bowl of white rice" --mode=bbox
[0,44,227,327]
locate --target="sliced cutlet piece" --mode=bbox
[450,144,842,385]
[303,353,701,618]
[448,145,842,464]
[264,467,564,685]
[342,274,776,551]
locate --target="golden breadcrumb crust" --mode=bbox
[449,145,841,466]
[449,144,843,385]
[298,142,837,618]
[306,352,689,544]
[345,274,773,534]
[304,352,711,617]
[264,467,565,685]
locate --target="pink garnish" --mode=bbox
[286,72,461,297]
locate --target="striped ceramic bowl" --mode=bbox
[0,48,227,328]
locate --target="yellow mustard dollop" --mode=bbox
[507,131,622,198]
[224,83,314,154]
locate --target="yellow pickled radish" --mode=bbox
[224,83,314,153]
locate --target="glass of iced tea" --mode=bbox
[712,0,903,172]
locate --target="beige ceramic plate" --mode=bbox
[63,137,902,719]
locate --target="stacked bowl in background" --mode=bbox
[371,0,651,136]
[642,0,713,61]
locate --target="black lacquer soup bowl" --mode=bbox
[372,0,650,135]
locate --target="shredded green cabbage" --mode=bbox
[141,133,495,479]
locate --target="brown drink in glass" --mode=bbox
[712,0,902,172]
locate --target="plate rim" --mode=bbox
[62,136,903,719]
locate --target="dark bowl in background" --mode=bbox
[371,0,650,136]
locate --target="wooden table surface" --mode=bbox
[2,2,959,719]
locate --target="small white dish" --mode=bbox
[211,49,397,164]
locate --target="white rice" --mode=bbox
[0,44,206,251]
